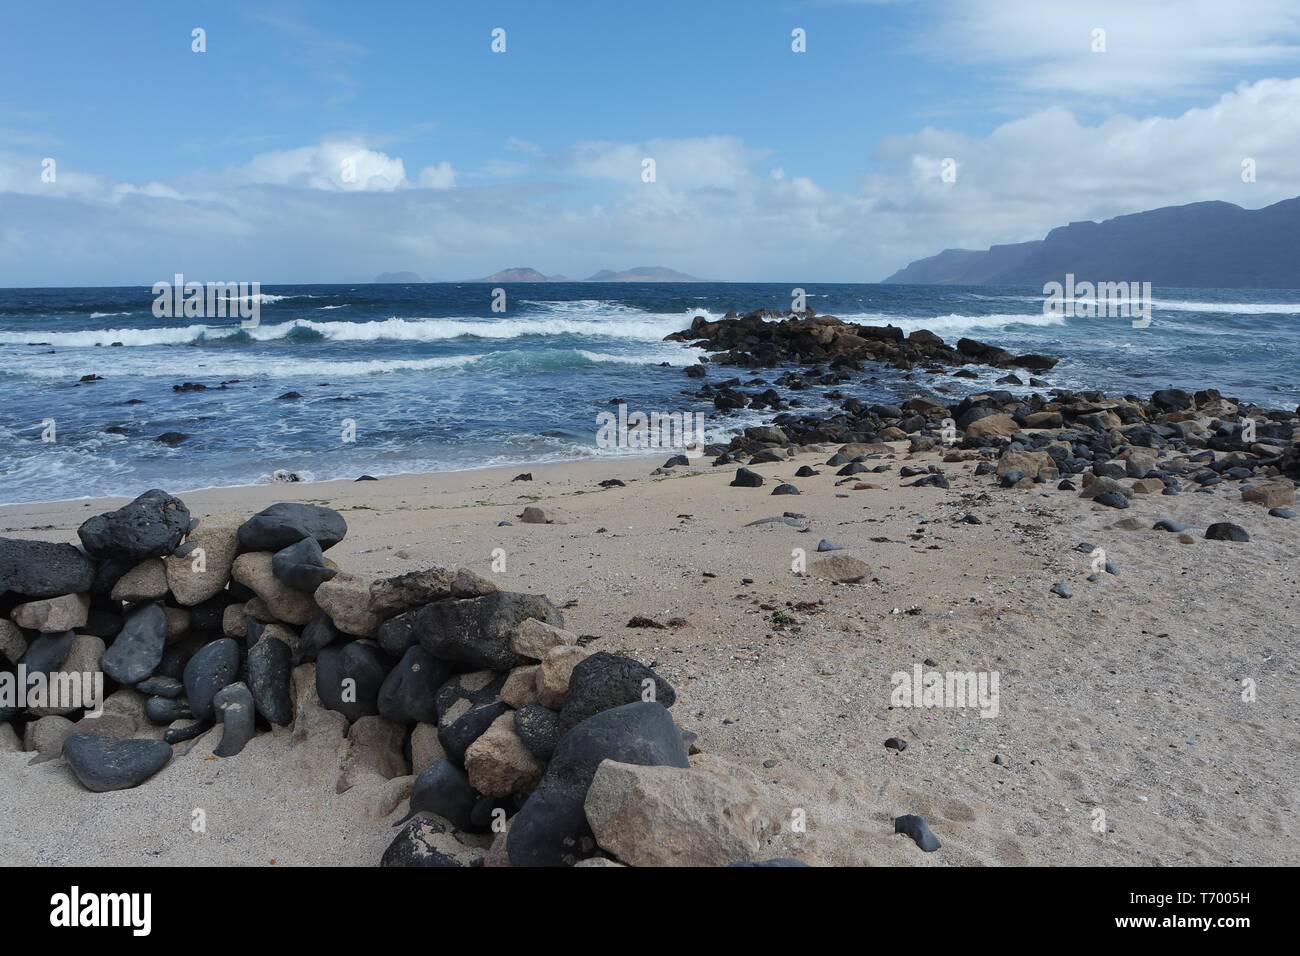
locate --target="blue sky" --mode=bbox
[3,0,1300,285]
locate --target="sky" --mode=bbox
[2,0,1300,286]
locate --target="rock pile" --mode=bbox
[1,492,798,867]
[702,366,1297,519]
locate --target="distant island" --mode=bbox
[374,271,424,283]
[468,266,703,282]
[883,196,1300,289]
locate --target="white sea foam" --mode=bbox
[836,311,1067,335]
[0,312,700,347]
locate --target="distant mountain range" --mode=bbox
[883,197,1300,289]
[469,266,703,283]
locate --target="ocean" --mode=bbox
[1,282,1298,505]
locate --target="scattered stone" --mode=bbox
[1205,522,1249,542]
[77,490,191,562]
[770,483,800,495]
[465,712,546,796]
[557,652,676,734]
[237,502,347,552]
[884,737,907,752]
[271,537,337,592]
[163,515,240,606]
[807,554,870,584]
[213,682,256,757]
[411,592,565,670]
[183,637,242,721]
[315,572,384,636]
[247,636,294,725]
[507,702,690,867]
[894,813,941,852]
[730,468,764,488]
[1050,582,1073,599]
[584,758,780,867]
[9,592,89,633]
[109,559,169,603]
[101,603,167,685]
[381,816,485,867]
[62,734,172,792]
[377,645,450,725]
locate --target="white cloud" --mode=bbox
[930,0,1300,100]
[2,79,1300,284]
[418,161,456,189]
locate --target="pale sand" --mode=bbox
[1,447,1296,866]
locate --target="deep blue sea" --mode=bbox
[1,282,1298,504]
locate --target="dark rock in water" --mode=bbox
[507,701,690,867]
[316,640,386,721]
[1268,507,1296,519]
[894,814,941,852]
[435,671,507,724]
[137,675,183,698]
[271,536,337,592]
[213,682,256,757]
[403,760,478,830]
[729,858,809,867]
[63,735,172,792]
[101,603,167,685]
[0,537,97,598]
[816,539,842,552]
[794,465,819,478]
[247,636,293,725]
[237,502,347,552]
[378,645,451,725]
[557,652,677,734]
[1205,522,1250,542]
[514,704,562,762]
[411,591,564,671]
[1151,388,1192,412]
[1050,582,1073,599]
[183,637,242,721]
[1094,491,1129,509]
[1153,519,1188,532]
[884,737,908,752]
[730,467,764,488]
[276,391,302,401]
[771,483,800,496]
[77,489,191,562]
[381,816,481,867]
[145,695,191,723]
[295,613,340,665]
[154,432,190,446]
[439,700,509,765]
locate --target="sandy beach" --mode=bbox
[3,439,1296,866]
